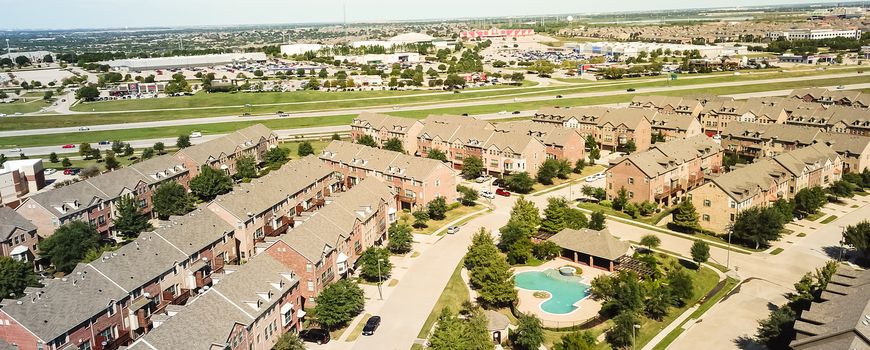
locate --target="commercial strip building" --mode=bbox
[0,159,46,207]
[100,53,268,71]
[689,143,842,232]
[459,27,535,39]
[568,41,748,60]
[533,106,654,152]
[766,28,862,40]
[334,52,422,65]
[606,136,724,206]
[790,266,870,349]
[320,140,457,210]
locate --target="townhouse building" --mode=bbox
[14,155,190,238]
[719,121,870,172]
[350,112,425,154]
[790,88,870,108]
[127,253,303,350]
[493,121,586,164]
[690,144,841,232]
[533,107,653,151]
[650,113,703,142]
[699,99,789,134]
[629,95,704,117]
[320,141,457,210]
[786,105,870,136]
[207,156,339,261]
[262,178,395,304]
[174,124,278,177]
[0,208,40,266]
[0,208,236,350]
[606,136,723,206]
[0,159,45,207]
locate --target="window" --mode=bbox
[78,342,92,350]
[307,280,315,291]
[703,214,710,221]
[703,199,711,207]
[730,213,736,221]
[628,177,634,185]
[283,306,294,326]
[306,263,313,273]
[628,191,634,198]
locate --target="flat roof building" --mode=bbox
[101,53,268,70]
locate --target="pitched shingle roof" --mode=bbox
[610,136,721,178]
[320,141,453,181]
[547,228,629,261]
[175,124,275,165]
[709,159,790,202]
[0,207,36,241]
[790,266,870,350]
[353,112,420,134]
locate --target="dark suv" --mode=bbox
[299,329,330,344]
[362,316,382,336]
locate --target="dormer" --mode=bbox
[244,299,264,310]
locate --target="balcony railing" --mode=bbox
[94,330,133,350]
[265,216,293,237]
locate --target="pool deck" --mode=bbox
[513,259,608,328]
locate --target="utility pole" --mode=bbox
[377,258,384,300]
[5,39,10,56]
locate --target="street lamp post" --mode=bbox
[838,226,846,262]
[633,324,641,350]
[726,229,733,269]
[377,258,384,300]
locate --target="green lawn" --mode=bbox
[416,262,470,339]
[770,248,785,255]
[805,211,825,222]
[408,204,483,235]
[819,215,838,224]
[344,314,372,342]
[0,99,49,114]
[531,165,604,195]
[652,277,740,350]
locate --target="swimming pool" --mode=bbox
[514,269,591,314]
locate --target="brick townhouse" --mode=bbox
[606,135,723,206]
[320,140,457,210]
[492,121,586,164]
[719,121,870,172]
[788,105,870,136]
[262,178,395,304]
[650,113,703,142]
[0,208,236,350]
[690,143,841,232]
[174,124,278,177]
[629,95,705,117]
[0,159,46,207]
[14,155,190,238]
[790,87,870,108]
[0,208,40,266]
[415,115,548,176]
[350,112,425,154]
[699,99,789,134]
[533,107,653,151]
[207,156,340,261]
[127,253,303,350]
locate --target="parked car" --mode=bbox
[585,175,598,183]
[190,131,203,138]
[480,190,495,199]
[512,111,521,115]
[8,148,21,153]
[78,126,90,131]
[299,329,330,344]
[362,316,382,336]
[45,169,57,175]
[63,168,81,175]
[492,178,505,187]
[475,175,490,183]
[556,95,563,98]
[496,188,511,197]
[447,226,460,234]
[62,144,75,149]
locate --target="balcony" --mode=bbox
[155,288,191,314]
[398,193,417,203]
[654,183,683,200]
[265,216,293,237]
[94,331,132,350]
[323,271,335,285]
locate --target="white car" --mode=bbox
[0,113,6,117]
[475,176,490,183]
[585,176,597,183]
[480,190,495,199]
[45,169,57,175]
[190,131,203,138]
[447,226,460,234]
[78,126,90,131]
[8,148,22,153]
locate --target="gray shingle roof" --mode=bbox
[175,124,275,165]
[721,121,823,145]
[321,141,453,181]
[771,143,840,178]
[152,207,234,256]
[791,267,870,350]
[88,232,187,292]
[547,228,629,261]
[0,207,36,241]
[353,112,420,134]
[610,136,721,178]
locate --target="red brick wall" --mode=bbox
[0,311,41,350]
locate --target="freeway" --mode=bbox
[1,72,867,141]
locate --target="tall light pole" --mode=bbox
[838,226,846,262]
[632,324,641,350]
[377,258,384,300]
[726,228,733,269]
[5,39,9,56]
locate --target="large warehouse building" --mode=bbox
[100,53,268,70]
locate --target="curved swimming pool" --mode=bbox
[514,269,591,314]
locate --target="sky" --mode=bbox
[0,0,849,30]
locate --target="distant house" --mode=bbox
[174,124,278,177]
[0,207,40,266]
[547,228,631,272]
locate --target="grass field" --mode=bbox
[652,277,740,350]
[0,99,49,115]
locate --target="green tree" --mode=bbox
[690,240,710,267]
[312,279,365,329]
[612,187,629,211]
[498,221,531,253]
[828,180,854,199]
[176,135,191,149]
[844,220,870,261]
[471,251,517,307]
[730,207,785,249]
[428,196,448,220]
[152,182,193,220]
[234,155,258,180]
[79,142,93,159]
[464,228,499,270]
[513,313,544,350]
[153,142,165,154]
[75,85,100,100]
[141,148,155,159]
[359,247,392,282]
[756,306,796,349]
[644,282,673,320]
[272,331,306,350]
[297,141,315,157]
[48,152,59,163]
[113,196,153,238]
[794,187,826,217]
[382,138,404,153]
[189,166,233,201]
[573,158,586,173]
[61,157,72,167]
[104,151,120,170]
[606,311,640,349]
[540,197,569,234]
[39,221,100,273]
[565,208,588,230]
[0,256,39,299]
[412,210,430,228]
[620,139,637,153]
[355,135,378,147]
[331,133,341,141]
[639,234,661,252]
[460,156,484,179]
[457,184,479,206]
[536,159,560,185]
[387,222,413,254]
[122,144,134,157]
[264,147,290,169]
[589,211,607,230]
[555,331,597,350]
[506,237,534,265]
[504,172,535,194]
[532,241,562,260]
[508,196,540,233]
[672,200,700,233]
[667,266,694,305]
[427,149,448,161]
[429,308,465,350]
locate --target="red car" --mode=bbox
[496,188,511,197]
[62,144,75,149]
